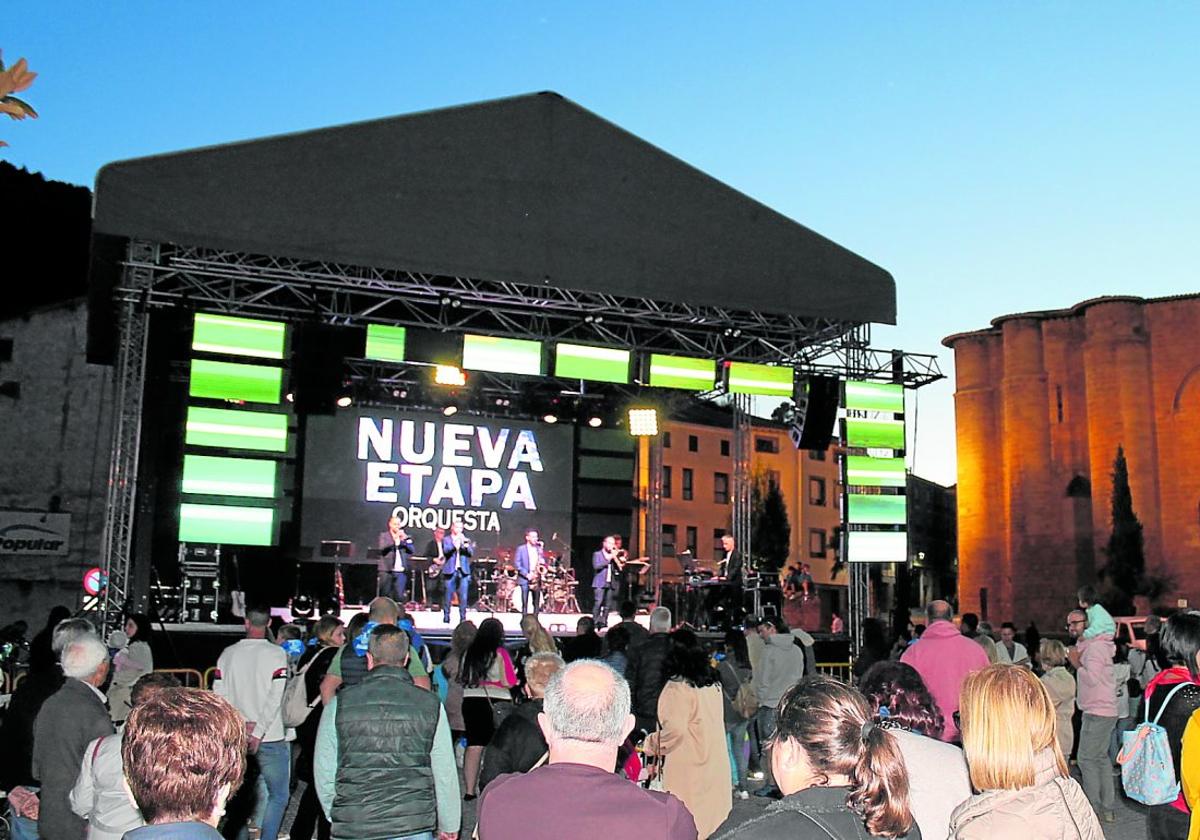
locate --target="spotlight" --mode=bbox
[392,388,408,399]
[588,416,603,428]
[291,594,313,618]
[594,315,604,324]
[450,299,462,308]
[285,392,295,403]
[443,405,458,416]
[627,408,659,436]
[434,365,467,386]
[543,414,558,424]
[439,295,452,306]
[336,394,353,408]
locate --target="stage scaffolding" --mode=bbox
[96,242,942,636]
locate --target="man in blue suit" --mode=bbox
[592,535,617,623]
[512,529,544,614]
[441,520,473,623]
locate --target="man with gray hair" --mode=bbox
[626,605,675,733]
[477,659,697,839]
[32,634,114,840]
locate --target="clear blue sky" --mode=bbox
[7,3,1200,484]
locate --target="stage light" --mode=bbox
[392,388,408,399]
[451,299,462,308]
[291,594,313,618]
[588,416,603,428]
[627,408,659,436]
[335,394,353,408]
[439,295,452,306]
[285,392,294,403]
[443,405,458,416]
[543,414,559,424]
[434,365,467,386]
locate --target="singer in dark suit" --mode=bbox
[377,516,415,603]
[512,528,543,614]
[441,520,473,623]
[591,535,616,622]
[719,533,744,622]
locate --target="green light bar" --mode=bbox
[555,343,630,384]
[846,455,906,488]
[191,313,286,360]
[189,359,283,404]
[185,407,288,452]
[364,324,407,363]
[182,455,278,498]
[461,335,543,376]
[179,503,275,546]
[648,354,716,390]
[845,417,905,450]
[728,362,793,396]
[847,531,907,563]
[845,380,904,413]
[848,493,907,525]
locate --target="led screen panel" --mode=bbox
[846,455,906,487]
[189,359,283,404]
[182,455,278,498]
[648,354,716,390]
[847,531,907,563]
[845,380,904,413]
[728,362,793,396]
[185,407,289,452]
[364,324,407,363]
[179,503,275,545]
[848,493,907,525]
[461,335,543,376]
[554,343,630,384]
[191,313,286,360]
[845,418,905,450]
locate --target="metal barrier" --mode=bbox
[815,661,853,682]
[153,668,205,688]
[203,666,218,690]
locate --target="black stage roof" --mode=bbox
[91,92,894,325]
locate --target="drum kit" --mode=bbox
[472,553,581,613]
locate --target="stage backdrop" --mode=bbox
[300,409,576,562]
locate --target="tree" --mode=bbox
[0,51,38,148]
[750,475,791,574]
[1100,446,1145,614]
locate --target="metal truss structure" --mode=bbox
[731,393,753,586]
[97,241,157,634]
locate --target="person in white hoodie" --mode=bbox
[750,616,806,798]
[213,606,289,840]
[70,672,181,840]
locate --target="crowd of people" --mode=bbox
[7,588,1200,839]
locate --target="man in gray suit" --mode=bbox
[33,634,114,840]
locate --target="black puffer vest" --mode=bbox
[331,666,442,840]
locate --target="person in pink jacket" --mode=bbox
[900,601,990,742]
[1067,607,1118,822]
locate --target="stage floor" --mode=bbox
[268,604,650,640]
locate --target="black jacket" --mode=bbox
[479,698,547,790]
[626,633,673,733]
[0,669,64,790]
[715,786,922,840]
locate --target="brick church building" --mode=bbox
[944,294,1200,629]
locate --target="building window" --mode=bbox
[662,524,677,556]
[766,470,781,490]
[682,468,694,501]
[662,465,672,499]
[663,431,671,448]
[685,526,698,555]
[688,434,699,452]
[714,472,730,504]
[809,477,826,506]
[755,436,779,454]
[720,439,730,457]
[808,448,826,461]
[1056,385,1064,423]
[809,528,826,558]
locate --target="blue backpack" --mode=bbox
[1118,682,1191,805]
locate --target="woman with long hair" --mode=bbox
[949,664,1103,839]
[1137,611,1200,839]
[290,615,344,840]
[442,619,477,746]
[644,629,731,838]
[1038,639,1076,757]
[860,661,971,840]
[720,676,916,840]
[717,628,753,798]
[107,613,154,723]
[458,617,517,800]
